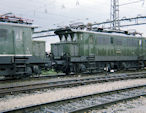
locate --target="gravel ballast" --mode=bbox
[0,78,146,112]
[92,96,146,113]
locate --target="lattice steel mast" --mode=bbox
[110,0,120,30]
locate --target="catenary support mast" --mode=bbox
[110,0,120,30]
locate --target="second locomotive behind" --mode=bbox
[0,18,47,78]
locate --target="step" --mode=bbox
[87,67,98,70]
[88,62,96,65]
[15,72,26,75]
[16,65,26,68]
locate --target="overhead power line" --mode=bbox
[93,16,146,27]
[120,0,145,6]
[110,0,145,30]
[33,34,56,38]
[34,29,56,34]
[32,16,146,39]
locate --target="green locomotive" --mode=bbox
[0,19,47,78]
[51,27,146,74]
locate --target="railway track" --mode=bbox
[0,73,66,82]
[3,84,146,113]
[1,71,146,82]
[0,73,145,97]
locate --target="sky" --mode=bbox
[0,0,146,52]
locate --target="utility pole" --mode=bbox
[110,0,120,30]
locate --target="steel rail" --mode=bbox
[0,73,145,96]
[0,71,146,82]
[69,85,146,113]
[0,73,66,82]
[1,71,146,82]
[3,85,146,113]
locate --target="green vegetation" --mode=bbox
[41,69,57,75]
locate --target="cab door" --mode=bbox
[70,43,79,56]
[88,35,95,56]
[14,28,25,55]
[138,39,144,59]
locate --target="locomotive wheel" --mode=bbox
[105,64,111,72]
[138,61,144,69]
[26,67,32,76]
[33,65,41,75]
[74,64,79,74]
[121,62,127,70]
[63,65,70,75]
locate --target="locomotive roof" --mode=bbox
[73,29,143,38]
[32,40,45,42]
[0,22,36,28]
[55,28,145,39]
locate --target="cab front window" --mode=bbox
[67,34,72,41]
[61,35,66,42]
[73,33,77,42]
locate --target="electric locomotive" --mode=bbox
[0,15,47,78]
[51,25,146,74]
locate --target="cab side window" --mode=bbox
[0,29,8,39]
[110,37,113,44]
[15,30,22,41]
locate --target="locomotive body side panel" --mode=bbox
[0,23,32,56]
[32,40,46,59]
[0,25,14,55]
[77,31,146,62]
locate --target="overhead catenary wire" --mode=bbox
[93,16,146,26]
[120,0,144,6]
[33,34,56,39]
[32,15,146,39]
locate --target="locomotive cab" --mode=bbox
[0,22,33,77]
[52,29,79,58]
[51,29,79,74]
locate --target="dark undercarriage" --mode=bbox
[0,56,47,78]
[52,55,145,74]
